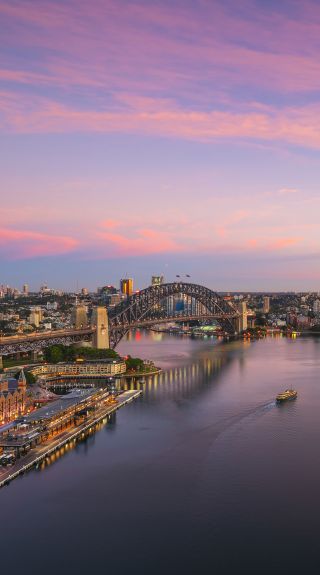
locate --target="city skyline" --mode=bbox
[2,0,320,289]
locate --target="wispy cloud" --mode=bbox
[278,187,300,196]
[2,92,320,150]
[2,0,320,150]
[0,227,78,259]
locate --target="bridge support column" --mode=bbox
[31,350,38,361]
[91,306,110,349]
[236,302,247,332]
[0,356,3,370]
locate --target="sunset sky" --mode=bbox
[2,0,320,291]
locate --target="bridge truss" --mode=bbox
[108,282,240,347]
[0,332,92,357]
[0,283,240,357]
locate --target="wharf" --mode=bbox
[0,389,142,489]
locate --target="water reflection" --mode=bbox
[123,355,229,398]
[121,332,247,403]
[36,413,116,472]
[2,333,320,575]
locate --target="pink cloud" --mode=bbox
[2,93,320,150]
[2,0,320,101]
[97,226,182,257]
[0,227,78,259]
[267,237,301,250]
[102,219,122,229]
[245,237,301,252]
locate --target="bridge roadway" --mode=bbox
[0,319,224,346]
[0,327,94,345]
[0,389,141,489]
[0,327,94,357]
[0,317,234,356]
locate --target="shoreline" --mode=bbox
[0,389,142,489]
[122,367,161,379]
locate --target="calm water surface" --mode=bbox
[1,332,320,574]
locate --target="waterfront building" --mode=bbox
[0,389,107,453]
[31,359,126,380]
[120,278,133,296]
[296,314,311,329]
[0,370,27,424]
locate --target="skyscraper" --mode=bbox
[120,278,133,296]
[23,284,29,295]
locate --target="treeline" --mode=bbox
[43,345,119,364]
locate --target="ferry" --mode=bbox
[276,389,297,403]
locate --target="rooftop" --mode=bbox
[22,389,97,423]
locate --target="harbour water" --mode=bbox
[1,332,320,574]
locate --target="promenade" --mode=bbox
[0,389,141,489]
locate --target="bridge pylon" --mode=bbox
[236,302,247,332]
[91,306,110,349]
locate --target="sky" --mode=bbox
[1,0,320,291]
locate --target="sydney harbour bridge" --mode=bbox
[0,282,244,360]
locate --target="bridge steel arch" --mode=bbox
[108,282,240,347]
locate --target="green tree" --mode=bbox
[125,356,144,371]
[44,345,64,363]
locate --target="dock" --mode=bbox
[0,389,142,489]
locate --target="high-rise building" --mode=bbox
[91,306,109,348]
[97,285,117,295]
[29,307,43,327]
[72,305,88,329]
[151,275,164,286]
[81,287,88,296]
[263,296,270,314]
[120,278,133,296]
[23,284,29,295]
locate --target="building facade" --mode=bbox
[120,278,133,296]
[31,360,126,380]
[0,370,27,424]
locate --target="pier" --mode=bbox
[0,389,142,489]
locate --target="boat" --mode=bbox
[276,389,297,403]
